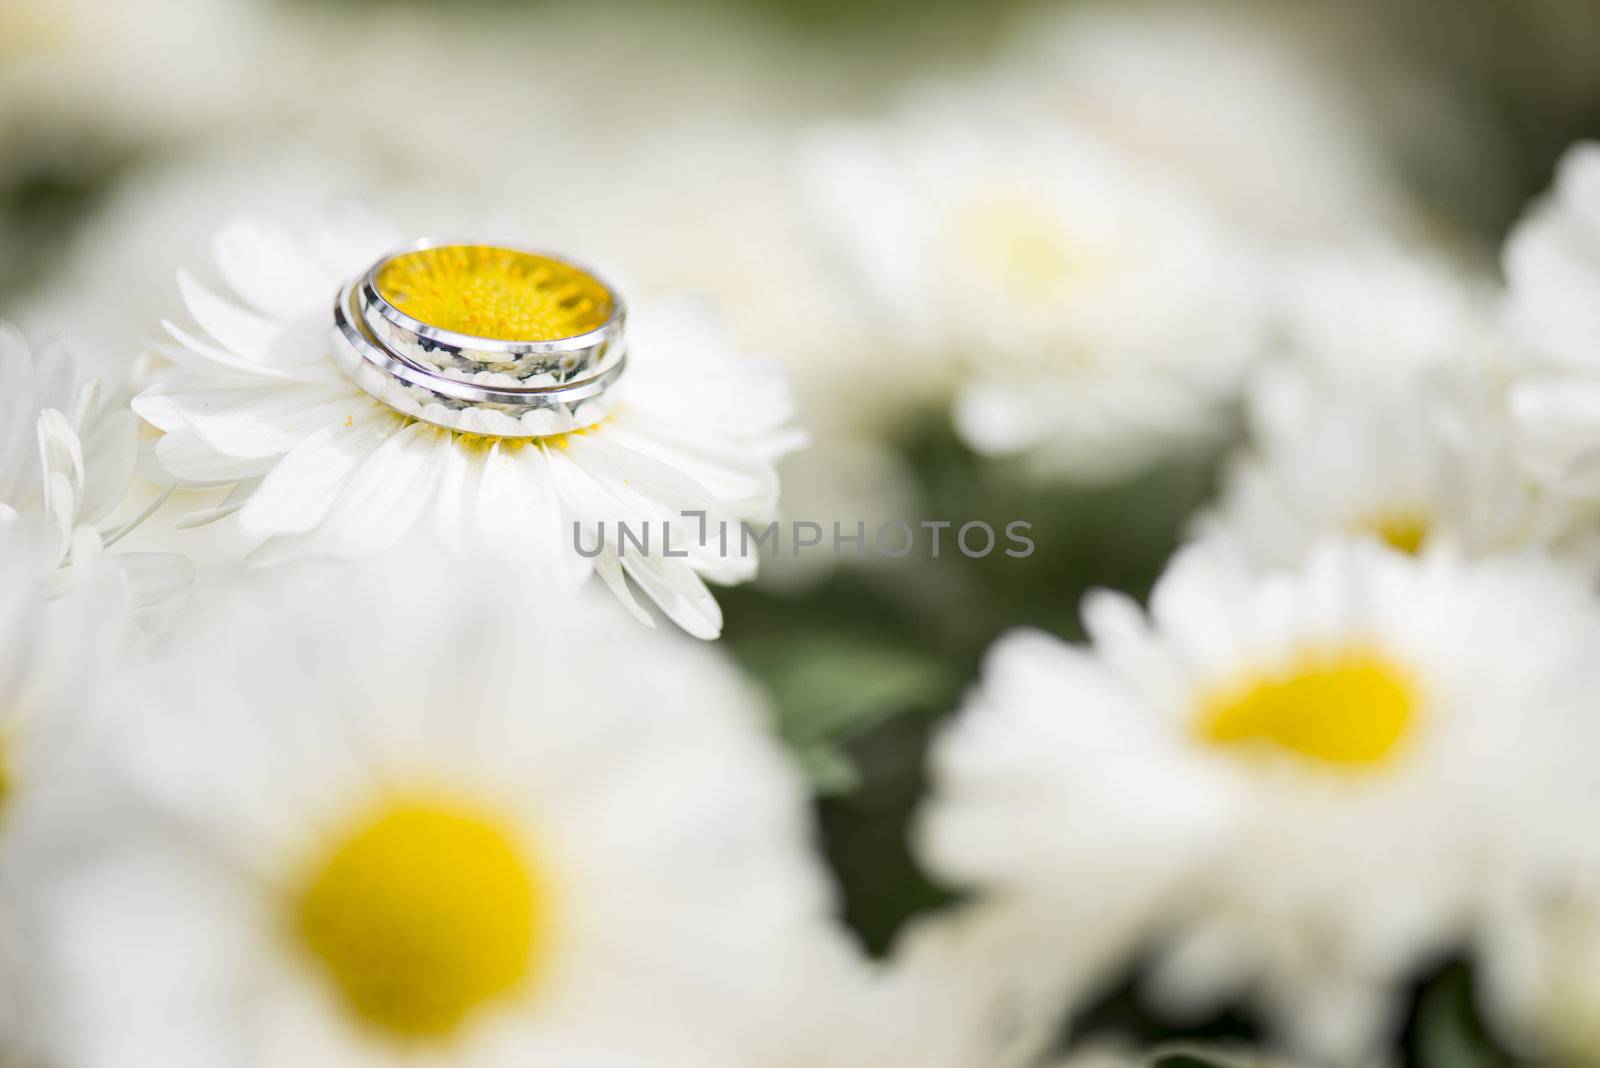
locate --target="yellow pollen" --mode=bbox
[376,245,611,342]
[1197,648,1418,768]
[538,413,615,451]
[1358,512,1431,556]
[295,799,548,1041]
[450,412,614,452]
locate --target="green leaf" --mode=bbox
[747,634,959,793]
[1411,962,1514,1068]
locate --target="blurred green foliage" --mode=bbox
[0,154,130,307]
[1406,961,1516,1068]
[723,420,1224,950]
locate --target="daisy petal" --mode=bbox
[238,418,399,539]
[0,324,39,504]
[621,550,723,640]
[214,218,342,322]
[281,421,445,559]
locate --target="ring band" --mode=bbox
[330,240,628,436]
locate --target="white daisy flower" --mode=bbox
[1197,360,1599,568]
[0,521,147,1059]
[35,554,838,1068]
[489,124,939,437]
[805,102,1265,482]
[1503,141,1600,496]
[861,906,1096,1068]
[986,1,1416,244]
[757,901,1281,1068]
[0,324,130,554]
[133,215,803,639]
[918,540,1600,1061]
[0,323,191,617]
[1476,708,1600,1063]
[744,899,1079,1068]
[1480,867,1600,1066]
[11,141,405,386]
[1201,241,1598,570]
[1273,241,1495,386]
[0,0,271,145]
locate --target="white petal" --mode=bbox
[177,272,329,374]
[514,444,587,584]
[620,551,723,639]
[0,324,39,505]
[36,409,85,546]
[158,325,334,384]
[153,425,278,484]
[465,442,575,585]
[78,407,139,527]
[177,270,286,366]
[213,218,341,321]
[601,415,780,515]
[290,421,447,559]
[166,382,370,461]
[237,417,397,539]
[563,433,725,520]
[30,334,81,417]
[175,478,261,529]
[588,546,656,629]
[427,434,480,556]
[106,552,196,632]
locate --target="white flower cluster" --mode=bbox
[6,2,1600,1066]
[908,136,1600,1065]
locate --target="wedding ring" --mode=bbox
[330,240,627,436]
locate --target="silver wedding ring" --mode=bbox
[330,239,627,436]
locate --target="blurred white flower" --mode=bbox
[0,323,190,617]
[1201,241,1598,570]
[987,1,1416,244]
[1477,636,1600,1064]
[1480,870,1600,1066]
[860,905,1094,1068]
[1503,141,1600,496]
[487,124,932,442]
[806,103,1265,482]
[9,143,412,582]
[919,540,1600,1062]
[748,898,1086,1068]
[133,216,803,638]
[1197,361,1599,570]
[0,522,149,1058]
[1273,241,1495,386]
[0,0,273,150]
[35,556,839,1068]
[11,141,403,385]
[0,325,131,554]
[273,3,850,192]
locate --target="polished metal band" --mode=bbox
[329,240,628,436]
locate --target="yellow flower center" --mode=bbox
[1197,648,1418,768]
[376,245,612,342]
[957,194,1089,298]
[0,739,11,818]
[1358,511,1431,556]
[295,799,549,1041]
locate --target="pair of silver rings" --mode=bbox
[330,240,627,436]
